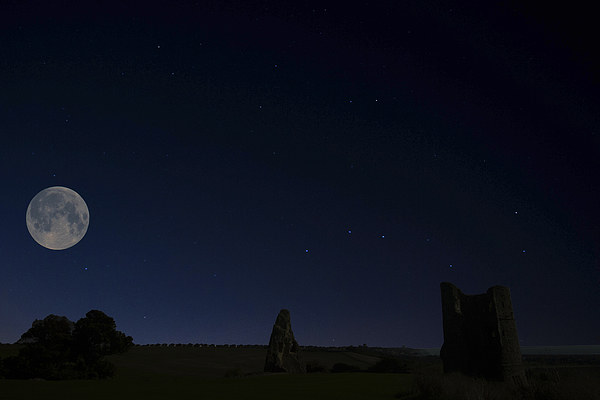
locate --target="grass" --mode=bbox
[0,344,413,400]
[0,372,412,400]
[405,365,600,400]
[104,345,382,378]
[2,344,599,400]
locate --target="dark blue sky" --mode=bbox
[1,1,598,348]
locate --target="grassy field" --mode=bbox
[0,344,413,400]
[104,345,382,378]
[2,344,600,400]
[0,373,413,400]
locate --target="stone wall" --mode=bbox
[440,282,527,385]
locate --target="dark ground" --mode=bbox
[1,343,599,399]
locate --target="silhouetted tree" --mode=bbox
[2,310,132,380]
[72,310,133,378]
[18,314,74,347]
[74,311,132,360]
[3,315,76,379]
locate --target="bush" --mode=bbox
[224,368,244,378]
[331,363,361,373]
[306,361,327,373]
[368,357,410,373]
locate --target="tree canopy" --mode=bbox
[0,310,133,379]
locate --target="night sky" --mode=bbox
[1,1,598,349]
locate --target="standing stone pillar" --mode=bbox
[264,309,306,373]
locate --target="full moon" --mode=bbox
[26,186,90,250]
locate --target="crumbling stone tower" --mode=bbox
[440,282,527,385]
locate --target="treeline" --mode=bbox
[0,310,132,380]
[130,344,414,352]
[135,343,294,348]
[135,343,269,348]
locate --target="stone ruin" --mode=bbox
[440,282,527,386]
[264,309,306,373]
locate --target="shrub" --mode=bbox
[368,357,410,373]
[224,368,244,378]
[306,361,327,373]
[331,363,361,373]
[526,367,560,383]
